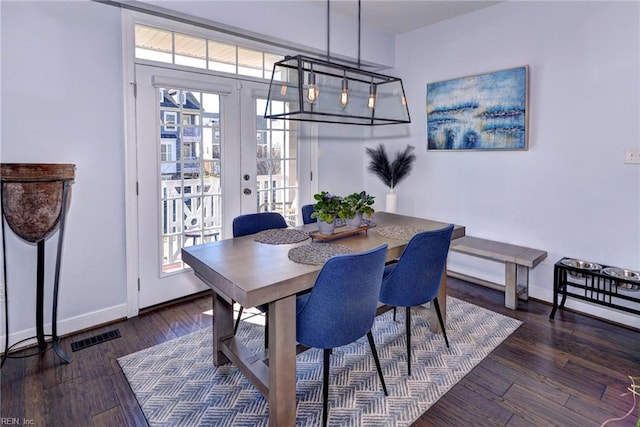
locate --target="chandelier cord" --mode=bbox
[327,0,362,67]
[358,0,361,68]
[327,0,331,62]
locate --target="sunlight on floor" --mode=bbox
[202,304,266,326]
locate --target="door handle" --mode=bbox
[243,188,252,195]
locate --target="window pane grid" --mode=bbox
[256,98,299,225]
[135,24,283,78]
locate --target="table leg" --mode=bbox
[430,272,448,334]
[212,293,233,366]
[268,295,297,426]
[51,181,72,363]
[36,240,47,350]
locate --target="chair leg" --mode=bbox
[366,331,388,396]
[322,348,331,427]
[432,297,450,348]
[406,306,412,376]
[234,305,244,334]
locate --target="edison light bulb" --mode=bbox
[307,85,318,103]
[340,78,349,107]
[307,71,318,104]
[367,85,376,110]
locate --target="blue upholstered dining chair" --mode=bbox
[296,244,389,427]
[233,212,288,238]
[379,224,454,376]
[301,203,317,224]
[232,212,288,342]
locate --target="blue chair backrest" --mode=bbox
[301,204,316,224]
[379,224,454,307]
[232,212,288,238]
[296,244,388,349]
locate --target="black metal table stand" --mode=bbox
[1,180,72,367]
[549,262,567,320]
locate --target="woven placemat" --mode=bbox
[253,228,310,245]
[288,243,353,265]
[376,225,426,241]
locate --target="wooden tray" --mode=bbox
[309,223,374,241]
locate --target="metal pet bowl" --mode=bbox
[603,267,640,291]
[616,281,640,291]
[561,258,602,278]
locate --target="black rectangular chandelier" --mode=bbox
[264,54,411,126]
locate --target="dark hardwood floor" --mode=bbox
[1,277,638,426]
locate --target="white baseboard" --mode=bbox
[1,303,128,353]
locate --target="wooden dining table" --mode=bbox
[181,211,465,426]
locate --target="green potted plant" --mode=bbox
[311,191,342,234]
[339,191,375,229]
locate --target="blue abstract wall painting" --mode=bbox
[427,66,529,150]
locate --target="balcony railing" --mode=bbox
[161,177,298,273]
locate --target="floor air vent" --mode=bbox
[71,329,121,352]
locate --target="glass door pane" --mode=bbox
[137,65,235,308]
[258,98,299,226]
[158,88,223,274]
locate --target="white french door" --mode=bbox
[134,65,308,309]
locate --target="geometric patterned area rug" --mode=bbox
[118,297,521,426]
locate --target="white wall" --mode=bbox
[1,1,128,341]
[365,1,640,328]
[316,124,365,196]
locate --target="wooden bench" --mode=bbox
[449,236,547,309]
